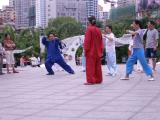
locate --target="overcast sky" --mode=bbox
[0,0,9,9]
[0,0,111,12]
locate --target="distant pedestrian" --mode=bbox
[81,51,86,72]
[42,33,75,75]
[37,56,41,67]
[3,34,18,74]
[84,16,104,85]
[80,39,86,72]
[121,20,154,81]
[30,54,38,67]
[20,56,25,67]
[0,43,5,75]
[145,21,159,71]
[105,25,117,76]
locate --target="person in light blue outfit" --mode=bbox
[79,38,86,72]
[42,33,75,75]
[105,25,117,76]
[121,20,154,81]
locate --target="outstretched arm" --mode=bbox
[126,29,144,40]
[126,30,137,36]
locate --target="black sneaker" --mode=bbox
[70,71,75,74]
[46,73,54,75]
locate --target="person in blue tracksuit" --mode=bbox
[42,33,75,75]
[120,20,154,81]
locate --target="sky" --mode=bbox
[99,0,111,12]
[0,0,9,9]
[0,0,111,12]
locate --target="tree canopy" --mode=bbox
[110,5,136,20]
[46,17,85,39]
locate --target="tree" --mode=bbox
[58,22,84,39]
[16,28,40,55]
[96,20,104,28]
[110,5,136,20]
[46,17,85,39]
[107,17,133,37]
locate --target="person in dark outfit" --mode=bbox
[0,43,5,75]
[42,33,75,75]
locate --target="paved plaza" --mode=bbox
[0,64,160,120]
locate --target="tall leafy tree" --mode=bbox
[110,5,136,20]
[46,17,85,39]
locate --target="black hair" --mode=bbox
[4,33,10,38]
[106,25,112,31]
[88,16,96,25]
[47,32,56,37]
[149,20,156,26]
[134,20,142,28]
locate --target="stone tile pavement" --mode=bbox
[0,64,160,120]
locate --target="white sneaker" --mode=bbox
[148,76,154,81]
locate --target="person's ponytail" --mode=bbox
[88,16,96,25]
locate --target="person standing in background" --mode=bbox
[145,21,159,71]
[79,38,86,72]
[0,43,5,75]
[84,16,104,85]
[3,34,18,74]
[121,20,154,81]
[105,25,117,76]
[20,56,25,67]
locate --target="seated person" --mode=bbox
[30,54,38,67]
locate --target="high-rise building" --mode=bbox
[0,6,15,25]
[46,0,57,26]
[56,0,87,25]
[36,0,56,28]
[98,5,109,21]
[86,0,98,18]
[36,0,87,28]
[16,0,91,28]
[29,0,36,27]
[15,0,36,28]
[36,0,46,28]
[9,0,15,7]
[117,0,135,7]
